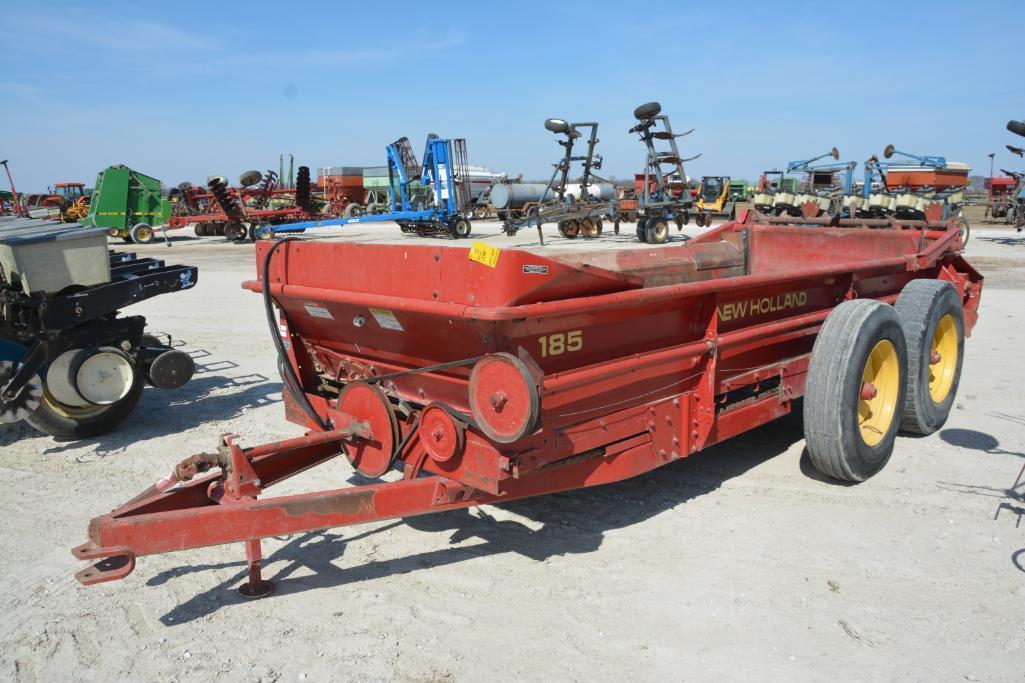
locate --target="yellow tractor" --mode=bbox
[694,175,736,226]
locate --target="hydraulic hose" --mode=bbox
[262,237,330,430]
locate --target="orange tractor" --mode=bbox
[27,182,91,222]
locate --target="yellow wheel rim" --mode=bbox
[858,339,900,446]
[928,314,958,404]
[136,227,152,241]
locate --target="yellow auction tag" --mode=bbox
[468,240,500,268]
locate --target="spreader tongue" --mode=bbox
[72,542,136,585]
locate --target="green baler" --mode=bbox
[84,165,172,244]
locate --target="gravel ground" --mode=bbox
[1,221,1023,682]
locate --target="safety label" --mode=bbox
[304,303,333,319]
[369,307,404,331]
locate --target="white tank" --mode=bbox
[490,183,554,209]
[564,183,615,203]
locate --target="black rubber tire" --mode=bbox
[450,219,471,239]
[804,299,908,482]
[636,217,648,242]
[26,370,144,439]
[613,220,620,235]
[645,219,669,244]
[894,280,965,435]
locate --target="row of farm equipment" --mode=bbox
[978,119,1025,231]
[3,103,990,248]
[268,102,981,245]
[747,146,972,238]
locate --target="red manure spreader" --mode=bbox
[73,210,981,596]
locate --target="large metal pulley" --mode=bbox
[468,353,539,444]
[338,381,399,478]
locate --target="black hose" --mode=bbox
[262,237,329,430]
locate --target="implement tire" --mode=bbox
[26,371,144,439]
[894,279,965,435]
[804,299,908,482]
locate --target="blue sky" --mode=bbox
[1,0,1023,191]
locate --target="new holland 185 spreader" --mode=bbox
[73,211,981,596]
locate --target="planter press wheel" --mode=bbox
[338,381,399,478]
[107,228,120,239]
[468,353,539,444]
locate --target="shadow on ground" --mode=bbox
[936,427,1025,536]
[977,235,1023,247]
[147,410,811,625]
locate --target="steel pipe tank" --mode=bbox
[489,183,553,210]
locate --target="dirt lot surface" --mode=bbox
[2,221,1023,681]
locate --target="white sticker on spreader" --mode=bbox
[304,303,333,319]
[369,307,404,331]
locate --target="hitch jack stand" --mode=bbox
[239,539,273,598]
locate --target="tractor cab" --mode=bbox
[52,183,86,203]
[50,182,89,222]
[698,176,728,205]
